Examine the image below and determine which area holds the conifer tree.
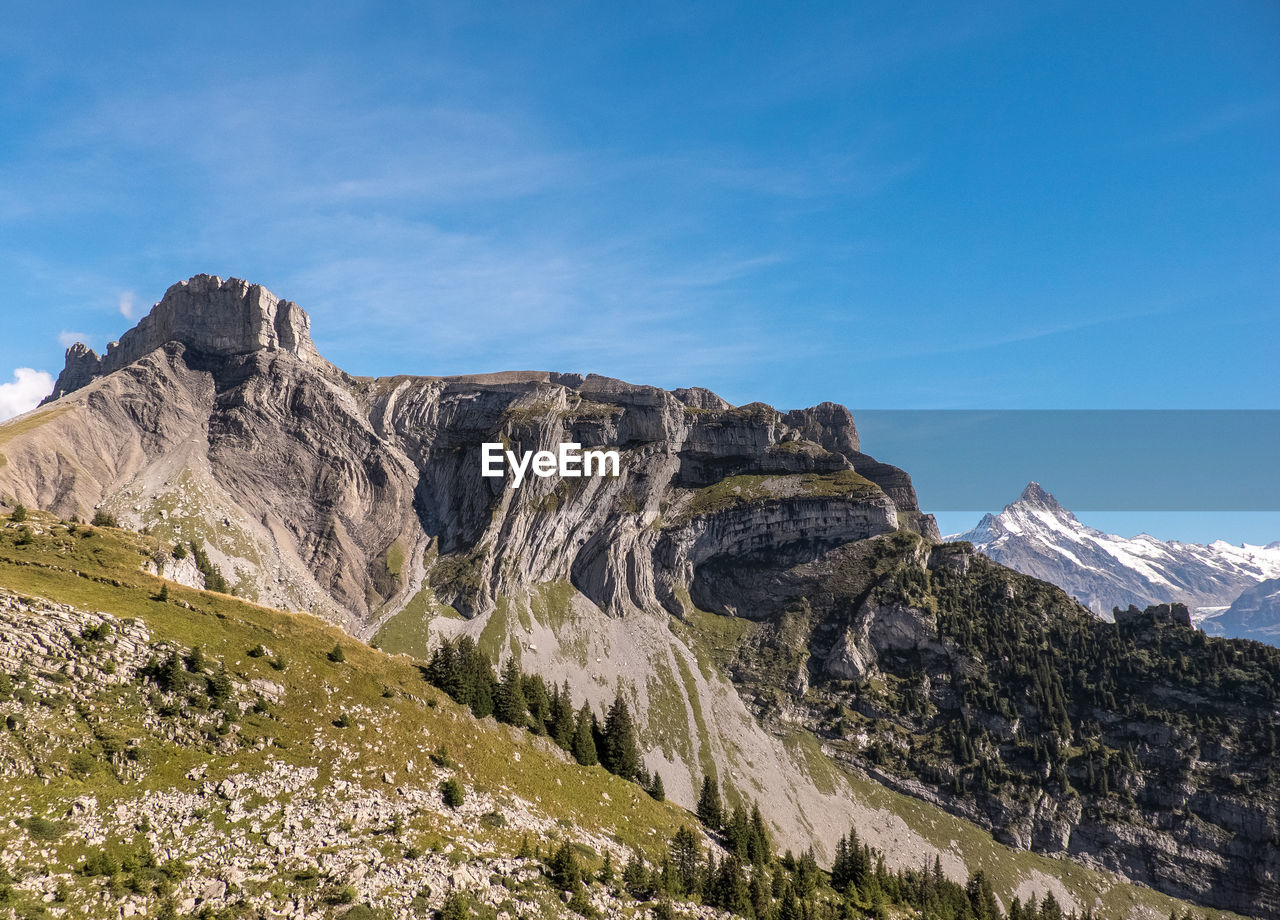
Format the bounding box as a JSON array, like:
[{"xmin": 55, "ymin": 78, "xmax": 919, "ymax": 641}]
[
  {"xmin": 795, "ymin": 849, "xmax": 819, "ymax": 898},
  {"xmin": 670, "ymin": 826, "xmax": 700, "ymax": 896},
  {"xmin": 748, "ymin": 868, "xmax": 771, "ymax": 920},
  {"xmin": 548, "ymin": 841, "xmax": 581, "ymax": 890},
  {"xmin": 623, "ymin": 851, "xmax": 651, "ymax": 900},
  {"xmin": 778, "ymin": 882, "xmax": 802, "ymax": 920},
  {"xmin": 572, "ymin": 702, "xmax": 598, "ymax": 766},
  {"xmin": 206, "ymin": 665, "xmax": 232, "ymax": 705},
  {"xmin": 696, "ymin": 774, "xmax": 723, "ymax": 830},
  {"xmin": 440, "ymin": 777, "xmax": 464, "ymax": 807},
  {"xmin": 966, "ymin": 870, "xmax": 999, "ymax": 920},
  {"xmin": 831, "ymin": 834, "xmax": 851, "ymax": 891},
  {"xmin": 726, "ymin": 804, "xmax": 750, "ymax": 858},
  {"xmin": 659, "ymin": 856, "xmax": 680, "ymax": 898},
  {"xmin": 495, "ymin": 656, "xmax": 526, "ymax": 726},
  {"xmin": 452, "ymin": 637, "xmax": 480, "ymax": 705},
  {"xmin": 648, "ymin": 771, "xmax": 665, "ymax": 801},
  {"xmin": 748, "ymin": 802, "xmax": 770, "ymax": 865},
  {"xmin": 1040, "ymin": 891, "xmax": 1064, "ymax": 920},
  {"xmin": 158, "ymin": 653, "xmax": 185, "ymax": 693},
  {"xmin": 591, "ymin": 711, "xmax": 606, "ymax": 761},
  {"xmin": 426, "ymin": 639, "xmax": 456, "ymax": 695},
  {"xmin": 523, "ymin": 672, "xmax": 550, "ymax": 734},
  {"xmin": 550, "ymin": 681, "xmax": 576, "ymax": 749},
  {"xmin": 603, "ymin": 687, "xmax": 640, "ymax": 780},
  {"xmin": 702, "ymin": 854, "xmax": 719, "ymax": 904},
  {"xmin": 470, "ymin": 664, "xmax": 495, "ymax": 719},
  {"xmin": 439, "ymin": 891, "xmax": 467, "ymax": 920},
  {"xmin": 710, "ymin": 855, "xmax": 749, "ymax": 914}
]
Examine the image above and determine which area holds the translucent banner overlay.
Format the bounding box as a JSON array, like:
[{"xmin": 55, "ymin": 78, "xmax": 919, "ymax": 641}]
[{"xmin": 852, "ymin": 410, "xmax": 1280, "ymax": 512}]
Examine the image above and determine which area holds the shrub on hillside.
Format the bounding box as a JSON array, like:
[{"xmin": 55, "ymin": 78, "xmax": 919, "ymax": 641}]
[{"xmin": 440, "ymin": 777, "xmax": 465, "ymax": 808}]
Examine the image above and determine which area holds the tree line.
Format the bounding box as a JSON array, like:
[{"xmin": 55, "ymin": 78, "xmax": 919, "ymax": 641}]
[
  {"xmin": 540, "ymin": 811, "xmax": 1104, "ymax": 920},
  {"xmin": 423, "ymin": 636, "xmax": 665, "ymax": 799}
]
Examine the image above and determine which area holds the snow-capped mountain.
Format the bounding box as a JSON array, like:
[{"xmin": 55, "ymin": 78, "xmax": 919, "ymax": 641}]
[
  {"xmin": 948, "ymin": 482, "xmax": 1280, "ymax": 620},
  {"xmin": 1204, "ymin": 577, "xmax": 1280, "ymax": 644}
]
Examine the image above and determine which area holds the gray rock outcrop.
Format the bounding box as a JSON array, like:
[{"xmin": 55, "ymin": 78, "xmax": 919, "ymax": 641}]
[
  {"xmin": 13, "ymin": 276, "xmax": 933, "ymax": 629},
  {"xmin": 42, "ymin": 274, "xmax": 320, "ymax": 406}
]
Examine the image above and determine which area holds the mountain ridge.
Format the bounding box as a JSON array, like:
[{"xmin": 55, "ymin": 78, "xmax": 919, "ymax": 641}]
[
  {"xmin": 1210, "ymin": 576, "xmax": 1280, "ymax": 643},
  {"xmin": 0, "ymin": 274, "xmax": 939, "ymax": 860},
  {"xmin": 949, "ymin": 482, "xmax": 1280, "ymax": 621}
]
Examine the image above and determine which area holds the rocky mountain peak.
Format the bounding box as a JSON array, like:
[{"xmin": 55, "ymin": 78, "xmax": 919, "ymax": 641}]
[
  {"xmin": 42, "ymin": 274, "xmax": 320, "ymax": 404},
  {"xmin": 142, "ymin": 274, "xmax": 318, "ymax": 361},
  {"xmin": 951, "ymin": 483, "xmax": 1280, "ymax": 621},
  {"xmin": 1014, "ymin": 481, "xmax": 1061, "ymax": 511}
]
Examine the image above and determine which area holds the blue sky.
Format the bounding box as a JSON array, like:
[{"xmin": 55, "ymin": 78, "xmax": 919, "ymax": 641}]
[{"xmin": 2, "ymin": 2, "xmax": 1277, "ymax": 541}]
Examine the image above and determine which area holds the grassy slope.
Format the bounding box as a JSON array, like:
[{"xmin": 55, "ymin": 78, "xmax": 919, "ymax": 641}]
[
  {"xmin": 675, "ymin": 471, "xmax": 880, "ymax": 523},
  {"xmin": 0, "ymin": 514, "xmax": 695, "ymax": 918},
  {"xmin": 0, "ymin": 514, "xmax": 1245, "ymax": 920}
]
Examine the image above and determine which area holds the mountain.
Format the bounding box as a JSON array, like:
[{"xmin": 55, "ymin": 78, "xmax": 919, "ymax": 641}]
[
  {"xmin": 949, "ymin": 482, "xmax": 1280, "ymax": 619},
  {"xmin": 8, "ymin": 274, "xmax": 939, "ymax": 628},
  {"xmin": 3, "ymin": 275, "xmax": 1279, "ymax": 918},
  {"xmin": 1207, "ymin": 576, "xmax": 1280, "ymax": 643},
  {"xmin": 0, "ymin": 274, "xmax": 942, "ymax": 853}
]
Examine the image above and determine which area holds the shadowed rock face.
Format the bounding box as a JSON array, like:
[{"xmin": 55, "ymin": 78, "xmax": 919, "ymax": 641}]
[{"xmin": 721, "ymin": 543, "xmax": 1280, "ymax": 919}]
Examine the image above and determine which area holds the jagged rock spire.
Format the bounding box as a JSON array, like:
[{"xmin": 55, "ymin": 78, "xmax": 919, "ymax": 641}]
[{"xmin": 42, "ymin": 274, "xmax": 318, "ymax": 404}]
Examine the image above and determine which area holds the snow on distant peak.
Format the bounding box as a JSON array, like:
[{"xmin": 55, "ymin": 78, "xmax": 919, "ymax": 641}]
[{"xmin": 948, "ymin": 483, "xmax": 1280, "ymax": 620}]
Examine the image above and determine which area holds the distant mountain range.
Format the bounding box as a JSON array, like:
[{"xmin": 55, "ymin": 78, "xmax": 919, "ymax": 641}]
[
  {"xmin": 1208, "ymin": 577, "xmax": 1280, "ymax": 644},
  {"xmin": 948, "ymin": 483, "xmax": 1280, "ymax": 637}
]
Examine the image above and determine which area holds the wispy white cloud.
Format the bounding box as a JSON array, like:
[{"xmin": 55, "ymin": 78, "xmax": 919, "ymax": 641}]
[
  {"xmin": 118, "ymin": 291, "xmax": 136, "ymax": 319},
  {"xmin": 0, "ymin": 368, "xmax": 54, "ymax": 421},
  {"xmin": 58, "ymin": 331, "xmax": 91, "ymax": 350}
]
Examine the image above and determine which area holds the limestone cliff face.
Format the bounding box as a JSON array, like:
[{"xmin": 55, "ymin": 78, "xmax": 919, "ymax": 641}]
[
  {"xmin": 0, "ymin": 276, "xmax": 940, "ymax": 864},
  {"xmin": 14, "ymin": 277, "xmax": 934, "ymax": 631}
]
